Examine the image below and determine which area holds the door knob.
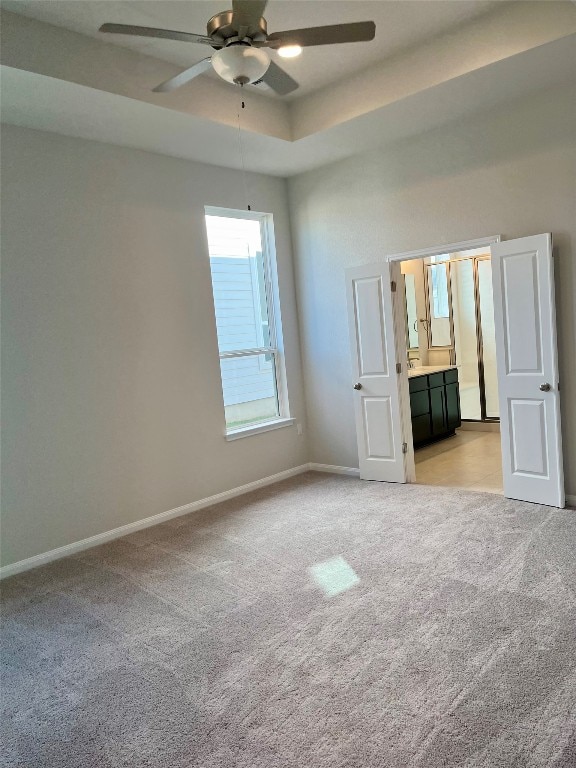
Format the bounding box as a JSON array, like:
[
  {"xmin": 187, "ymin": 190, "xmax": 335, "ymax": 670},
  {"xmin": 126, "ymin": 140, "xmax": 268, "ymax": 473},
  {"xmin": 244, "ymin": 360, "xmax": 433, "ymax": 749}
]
[
  {"xmin": 353, "ymin": 383, "xmax": 362, "ymax": 390},
  {"xmin": 539, "ymin": 383, "xmax": 551, "ymax": 392}
]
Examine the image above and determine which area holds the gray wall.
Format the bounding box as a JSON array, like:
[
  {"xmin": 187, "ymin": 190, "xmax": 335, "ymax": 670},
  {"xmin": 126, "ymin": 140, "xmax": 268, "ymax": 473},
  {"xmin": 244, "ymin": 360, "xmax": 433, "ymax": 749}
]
[
  {"xmin": 288, "ymin": 84, "xmax": 576, "ymax": 494},
  {"xmin": 1, "ymin": 126, "xmax": 308, "ymax": 567},
  {"xmin": 2, "ymin": 81, "xmax": 575, "ymax": 568}
]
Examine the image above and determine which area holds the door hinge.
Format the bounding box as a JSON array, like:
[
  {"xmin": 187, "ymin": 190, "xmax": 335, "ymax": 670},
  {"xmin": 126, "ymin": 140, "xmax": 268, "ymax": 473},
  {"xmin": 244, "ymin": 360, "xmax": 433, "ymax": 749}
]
[
  {"xmin": 402, "ymin": 442, "xmax": 408, "ymax": 454},
  {"xmin": 396, "ymin": 362, "xmax": 402, "ymax": 374},
  {"xmin": 391, "ymin": 280, "xmax": 397, "ymax": 293}
]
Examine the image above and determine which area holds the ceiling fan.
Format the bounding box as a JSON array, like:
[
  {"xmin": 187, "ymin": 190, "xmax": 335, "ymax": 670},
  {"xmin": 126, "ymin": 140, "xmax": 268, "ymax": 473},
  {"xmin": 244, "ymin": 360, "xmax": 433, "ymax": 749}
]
[{"xmin": 99, "ymin": 0, "xmax": 376, "ymax": 96}]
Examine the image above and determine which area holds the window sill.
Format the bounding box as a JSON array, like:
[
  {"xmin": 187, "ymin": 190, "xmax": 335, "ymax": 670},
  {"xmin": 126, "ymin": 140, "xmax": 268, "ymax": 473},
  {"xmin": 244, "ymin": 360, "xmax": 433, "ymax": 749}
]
[{"xmin": 225, "ymin": 418, "xmax": 295, "ymax": 441}]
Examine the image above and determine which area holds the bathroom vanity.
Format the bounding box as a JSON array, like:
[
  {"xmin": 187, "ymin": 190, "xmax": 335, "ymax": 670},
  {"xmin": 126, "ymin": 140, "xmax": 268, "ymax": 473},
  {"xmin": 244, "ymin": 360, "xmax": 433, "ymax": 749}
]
[{"xmin": 408, "ymin": 365, "xmax": 461, "ymax": 447}]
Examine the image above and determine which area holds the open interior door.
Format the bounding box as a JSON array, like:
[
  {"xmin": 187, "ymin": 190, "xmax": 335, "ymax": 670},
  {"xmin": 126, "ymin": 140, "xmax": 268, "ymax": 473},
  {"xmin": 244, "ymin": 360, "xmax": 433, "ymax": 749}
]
[
  {"xmin": 346, "ymin": 262, "xmax": 409, "ymax": 482},
  {"xmin": 491, "ymin": 234, "xmax": 565, "ymax": 507}
]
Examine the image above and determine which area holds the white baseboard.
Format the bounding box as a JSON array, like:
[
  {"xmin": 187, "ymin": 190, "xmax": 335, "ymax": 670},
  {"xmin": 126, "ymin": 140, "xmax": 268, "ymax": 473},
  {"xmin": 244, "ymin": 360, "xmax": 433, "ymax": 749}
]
[
  {"xmin": 4, "ymin": 460, "xmax": 568, "ymax": 580},
  {"xmin": 0, "ymin": 464, "xmax": 310, "ymax": 580},
  {"xmin": 309, "ymin": 463, "xmax": 360, "ymax": 477}
]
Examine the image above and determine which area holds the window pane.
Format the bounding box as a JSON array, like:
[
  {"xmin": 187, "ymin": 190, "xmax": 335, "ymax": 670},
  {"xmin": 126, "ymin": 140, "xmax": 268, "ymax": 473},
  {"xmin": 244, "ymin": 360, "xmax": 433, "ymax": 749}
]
[
  {"xmin": 427, "ymin": 264, "xmax": 451, "ymax": 346},
  {"xmin": 220, "ymin": 353, "xmax": 279, "ymax": 430},
  {"xmin": 430, "ymin": 264, "xmax": 449, "ymax": 318},
  {"xmin": 205, "ymin": 215, "xmax": 270, "ymax": 354}
]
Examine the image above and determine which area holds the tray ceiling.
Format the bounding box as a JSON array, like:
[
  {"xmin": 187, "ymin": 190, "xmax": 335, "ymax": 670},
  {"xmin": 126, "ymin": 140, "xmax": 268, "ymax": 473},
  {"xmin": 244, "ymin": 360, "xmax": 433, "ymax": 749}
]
[{"xmin": 1, "ymin": 1, "xmax": 575, "ymax": 176}]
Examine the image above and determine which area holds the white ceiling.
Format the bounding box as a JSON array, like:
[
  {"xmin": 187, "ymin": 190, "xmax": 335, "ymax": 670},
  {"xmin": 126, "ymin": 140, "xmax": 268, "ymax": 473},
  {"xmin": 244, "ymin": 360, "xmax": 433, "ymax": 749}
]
[{"xmin": 1, "ymin": 0, "xmax": 500, "ymax": 99}]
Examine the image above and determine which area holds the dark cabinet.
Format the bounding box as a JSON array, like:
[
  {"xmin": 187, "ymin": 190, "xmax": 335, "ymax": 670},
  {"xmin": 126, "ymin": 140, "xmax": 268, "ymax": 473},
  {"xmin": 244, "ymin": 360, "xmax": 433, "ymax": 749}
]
[
  {"xmin": 429, "ymin": 386, "xmax": 446, "ymax": 436},
  {"xmin": 409, "ymin": 368, "xmax": 461, "ymax": 447},
  {"xmin": 445, "ymin": 382, "xmax": 461, "ymax": 432},
  {"xmin": 412, "ymin": 414, "xmax": 432, "ymax": 444}
]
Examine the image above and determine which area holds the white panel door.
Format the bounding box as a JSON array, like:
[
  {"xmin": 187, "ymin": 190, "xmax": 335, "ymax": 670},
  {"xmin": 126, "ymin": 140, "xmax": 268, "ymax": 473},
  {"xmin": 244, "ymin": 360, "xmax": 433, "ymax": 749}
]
[
  {"xmin": 491, "ymin": 234, "xmax": 564, "ymax": 507},
  {"xmin": 346, "ymin": 262, "xmax": 406, "ymax": 482}
]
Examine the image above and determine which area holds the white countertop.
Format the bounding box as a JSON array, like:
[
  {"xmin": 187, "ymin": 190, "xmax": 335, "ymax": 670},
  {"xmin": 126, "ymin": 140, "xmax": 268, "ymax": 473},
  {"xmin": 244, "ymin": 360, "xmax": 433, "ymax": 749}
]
[{"xmin": 407, "ymin": 365, "xmax": 457, "ymax": 379}]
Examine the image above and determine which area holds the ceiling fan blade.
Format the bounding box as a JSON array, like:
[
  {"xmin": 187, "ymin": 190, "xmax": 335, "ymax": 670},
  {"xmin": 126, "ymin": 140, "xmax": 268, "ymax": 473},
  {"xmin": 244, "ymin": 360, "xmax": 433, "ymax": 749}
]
[
  {"xmin": 152, "ymin": 58, "xmax": 213, "ymax": 93},
  {"xmin": 99, "ymin": 23, "xmax": 215, "ymax": 47},
  {"xmin": 263, "ymin": 21, "xmax": 376, "ymax": 49},
  {"xmin": 259, "ymin": 60, "xmax": 298, "ymax": 96},
  {"xmin": 231, "ymin": 1, "xmax": 268, "ymax": 31}
]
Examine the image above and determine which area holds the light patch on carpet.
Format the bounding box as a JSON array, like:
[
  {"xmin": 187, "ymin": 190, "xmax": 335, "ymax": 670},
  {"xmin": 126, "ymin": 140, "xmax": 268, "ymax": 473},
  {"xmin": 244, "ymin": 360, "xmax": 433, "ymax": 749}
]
[{"xmin": 310, "ymin": 555, "xmax": 360, "ymax": 597}]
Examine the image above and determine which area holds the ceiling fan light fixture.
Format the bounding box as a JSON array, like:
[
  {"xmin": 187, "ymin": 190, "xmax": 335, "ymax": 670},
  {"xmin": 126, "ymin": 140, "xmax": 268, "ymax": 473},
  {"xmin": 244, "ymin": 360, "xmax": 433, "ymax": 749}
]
[
  {"xmin": 101, "ymin": 6, "xmax": 376, "ymax": 96},
  {"xmin": 277, "ymin": 45, "xmax": 302, "ymax": 58},
  {"xmin": 212, "ymin": 45, "xmax": 270, "ymax": 86}
]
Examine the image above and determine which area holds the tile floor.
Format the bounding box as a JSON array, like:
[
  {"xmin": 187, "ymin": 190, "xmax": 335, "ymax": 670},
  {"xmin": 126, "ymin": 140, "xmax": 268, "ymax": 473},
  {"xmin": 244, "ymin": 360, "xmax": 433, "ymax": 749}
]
[{"xmin": 414, "ymin": 428, "xmax": 503, "ymax": 493}]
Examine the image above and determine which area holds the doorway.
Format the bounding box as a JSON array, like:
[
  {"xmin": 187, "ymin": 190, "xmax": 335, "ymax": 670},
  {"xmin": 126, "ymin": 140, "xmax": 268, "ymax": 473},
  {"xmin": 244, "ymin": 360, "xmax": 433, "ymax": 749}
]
[
  {"xmin": 413, "ymin": 431, "xmax": 503, "ymax": 493},
  {"xmin": 400, "ymin": 246, "xmax": 502, "ymax": 493},
  {"xmin": 404, "ymin": 248, "xmax": 499, "ymax": 423},
  {"xmin": 345, "ymin": 233, "xmax": 565, "ymax": 508}
]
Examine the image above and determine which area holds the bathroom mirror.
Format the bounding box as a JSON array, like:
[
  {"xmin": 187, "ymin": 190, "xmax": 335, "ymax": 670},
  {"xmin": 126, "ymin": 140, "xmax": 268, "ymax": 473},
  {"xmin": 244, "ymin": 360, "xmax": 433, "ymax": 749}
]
[
  {"xmin": 404, "ymin": 274, "xmax": 419, "ymax": 350},
  {"xmin": 426, "ymin": 263, "xmax": 452, "ymax": 347}
]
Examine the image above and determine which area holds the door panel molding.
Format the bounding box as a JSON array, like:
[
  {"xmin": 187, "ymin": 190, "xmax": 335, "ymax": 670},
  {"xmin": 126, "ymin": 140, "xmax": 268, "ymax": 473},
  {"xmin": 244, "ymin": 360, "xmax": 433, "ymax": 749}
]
[
  {"xmin": 363, "ymin": 397, "xmax": 396, "ymax": 460},
  {"xmin": 509, "ymin": 399, "xmax": 548, "ymax": 477},
  {"xmin": 354, "ymin": 277, "xmax": 388, "ymax": 376},
  {"xmin": 501, "ymin": 250, "xmax": 544, "ymax": 375}
]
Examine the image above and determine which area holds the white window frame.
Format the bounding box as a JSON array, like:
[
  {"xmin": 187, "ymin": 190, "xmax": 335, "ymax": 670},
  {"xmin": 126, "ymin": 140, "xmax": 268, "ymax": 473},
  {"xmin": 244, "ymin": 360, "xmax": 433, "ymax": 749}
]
[{"xmin": 205, "ymin": 206, "xmax": 293, "ymax": 440}]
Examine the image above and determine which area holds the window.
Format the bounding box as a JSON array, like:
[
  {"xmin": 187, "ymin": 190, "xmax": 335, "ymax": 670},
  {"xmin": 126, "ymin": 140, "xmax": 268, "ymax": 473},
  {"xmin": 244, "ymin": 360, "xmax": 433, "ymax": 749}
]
[
  {"xmin": 429, "ymin": 263, "xmax": 450, "ymax": 319},
  {"xmin": 205, "ymin": 210, "xmax": 290, "ymax": 436}
]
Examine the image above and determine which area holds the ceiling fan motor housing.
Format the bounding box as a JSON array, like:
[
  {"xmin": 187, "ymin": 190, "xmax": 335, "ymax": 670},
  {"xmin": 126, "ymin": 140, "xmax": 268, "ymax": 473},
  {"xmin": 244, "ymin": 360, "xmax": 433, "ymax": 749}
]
[{"xmin": 207, "ymin": 11, "xmax": 268, "ymax": 47}]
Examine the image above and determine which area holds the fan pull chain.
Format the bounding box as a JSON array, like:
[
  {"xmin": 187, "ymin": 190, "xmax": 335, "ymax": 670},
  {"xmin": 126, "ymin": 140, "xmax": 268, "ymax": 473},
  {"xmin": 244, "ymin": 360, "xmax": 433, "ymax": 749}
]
[{"xmin": 236, "ymin": 86, "xmax": 251, "ymax": 212}]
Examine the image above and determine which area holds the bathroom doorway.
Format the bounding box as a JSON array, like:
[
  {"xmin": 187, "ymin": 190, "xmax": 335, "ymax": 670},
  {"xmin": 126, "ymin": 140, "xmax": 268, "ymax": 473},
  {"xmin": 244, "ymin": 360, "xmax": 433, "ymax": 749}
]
[
  {"xmin": 403, "ymin": 248, "xmax": 499, "ymax": 424},
  {"xmin": 401, "ymin": 246, "xmax": 502, "ymax": 493},
  {"xmin": 346, "ymin": 233, "xmax": 564, "ymax": 507}
]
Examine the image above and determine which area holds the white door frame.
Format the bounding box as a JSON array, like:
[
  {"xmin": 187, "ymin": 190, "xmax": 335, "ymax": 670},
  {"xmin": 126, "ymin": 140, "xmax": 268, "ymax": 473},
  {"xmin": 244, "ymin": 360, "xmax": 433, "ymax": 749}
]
[{"xmin": 386, "ymin": 235, "xmax": 502, "ymax": 484}]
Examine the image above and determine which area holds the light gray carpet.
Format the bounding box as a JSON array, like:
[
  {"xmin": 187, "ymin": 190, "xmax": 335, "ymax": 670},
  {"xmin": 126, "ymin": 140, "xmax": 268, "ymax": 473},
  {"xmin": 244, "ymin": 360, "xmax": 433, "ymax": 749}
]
[{"xmin": 2, "ymin": 473, "xmax": 576, "ymax": 767}]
